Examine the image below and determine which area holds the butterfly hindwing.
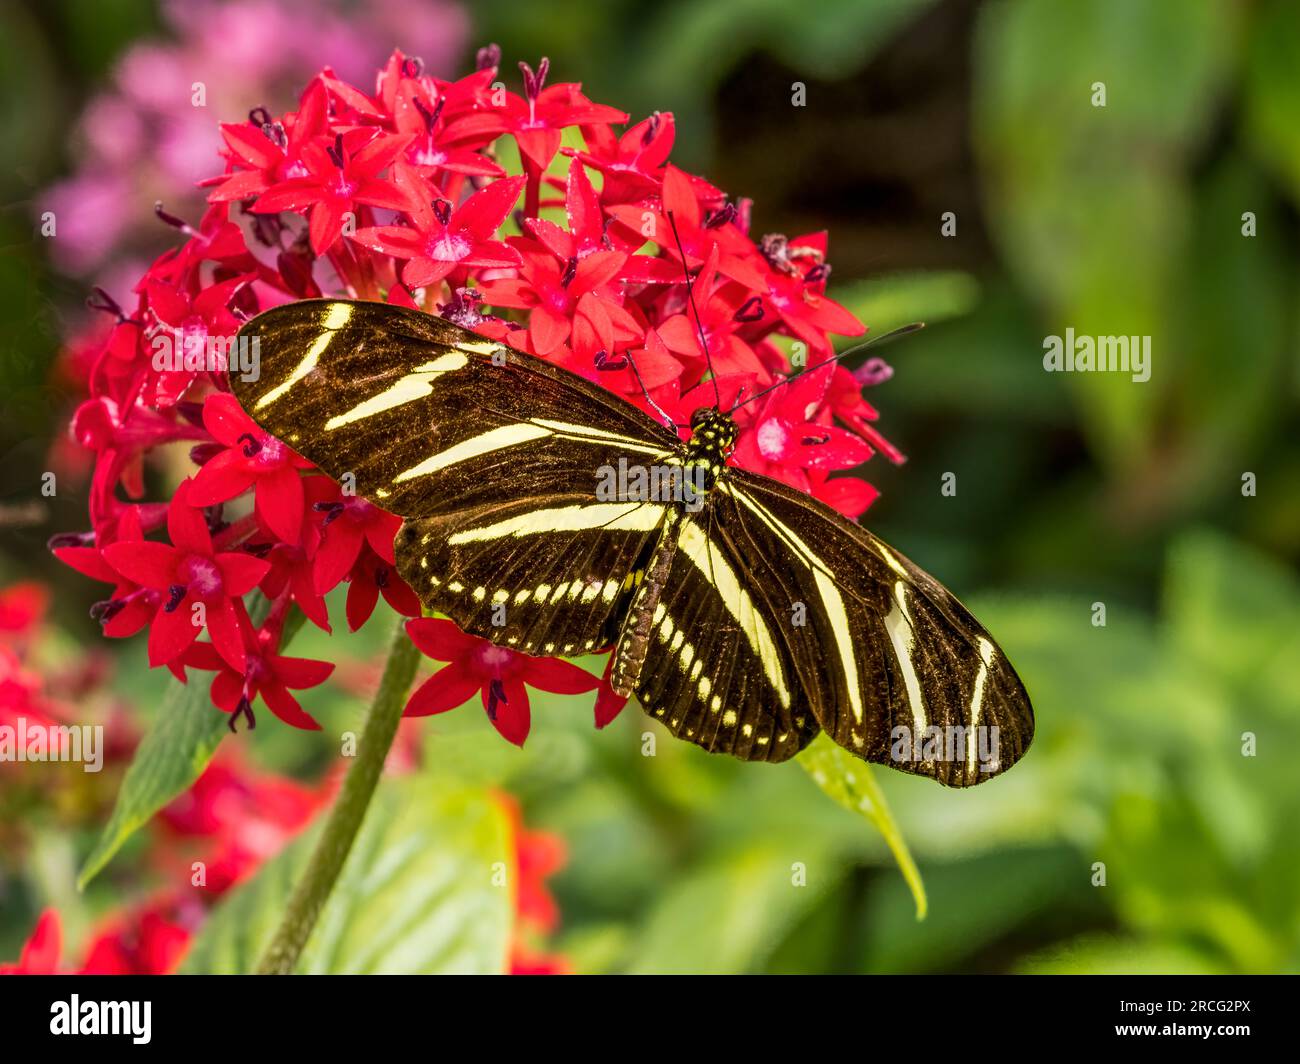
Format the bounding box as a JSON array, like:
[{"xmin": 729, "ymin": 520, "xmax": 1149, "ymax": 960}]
[
  {"xmin": 396, "ymin": 496, "xmax": 667, "ymax": 656},
  {"xmin": 630, "ymin": 507, "xmax": 821, "ymax": 763},
  {"xmin": 717, "ymin": 471, "xmax": 1033, "ymax": 786}
]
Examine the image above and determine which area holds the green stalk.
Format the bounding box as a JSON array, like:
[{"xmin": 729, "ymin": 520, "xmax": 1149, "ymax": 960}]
[{"xmin": 256, "ymin": 616, "xmax": 422, "ymax": 974}]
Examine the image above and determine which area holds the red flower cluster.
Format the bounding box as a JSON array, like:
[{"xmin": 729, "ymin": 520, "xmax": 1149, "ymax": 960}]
[
  {"xmin": 70, "ymin": 743, "xmax": 324, "ymax": 975},
  {"xmin": 2, "ymin": 726, "xmax": 566, "ymax": 974},
  {"xmin": 54, "ymin": 47, "xmax": 900, "ymax": 740},
  {"xmin": 0, "ymin": 582, "xmax": 137, "ymax": 807},
  {"xmin": 498, "ymin": 793, "xmax": 570, "ymax": 975},
  {"xmin": 1, "ymin": 578, "xmax": 568, "ymax": 974},
  {"xmin": 0, "ymin": 750, "xmax": 323, "ymax": 975}
]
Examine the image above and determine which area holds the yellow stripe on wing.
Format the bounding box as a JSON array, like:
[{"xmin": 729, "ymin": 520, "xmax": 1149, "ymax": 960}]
[
  {"xmin": 723, "ymin": 483, "xmax": 863, "ymax": 728},
  {"xmin": 447, "ymin": 502, "xmax": 666, "ymax": 544},
  {"xmin": 253, "ymin": 301, "xmax": 353, "ymax": 411},
  {"xmin": 324, "ymin": 352, "xmax": 470, "ymax": 429},
  {"xmin": 675, "ymin": 517, "xmax": 790, "ymax": 710}
]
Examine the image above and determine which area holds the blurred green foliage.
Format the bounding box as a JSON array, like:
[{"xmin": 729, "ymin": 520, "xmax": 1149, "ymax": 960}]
[
  {"xmin": 3, "ymin": 0, "xmax": 1298, "ymax": 973},
  {"xmin": 182, "ymin": 778, "xmax": 514, "ymax": 974}
]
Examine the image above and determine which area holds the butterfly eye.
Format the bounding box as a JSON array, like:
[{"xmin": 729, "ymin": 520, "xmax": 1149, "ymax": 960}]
[{"xmin": 690, "ymin": 407, "xmax": 711, "ymax": 431}]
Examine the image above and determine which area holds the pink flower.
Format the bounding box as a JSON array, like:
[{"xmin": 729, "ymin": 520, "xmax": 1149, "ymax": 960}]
[{"xmin": 404, "ymin": 619, "xmax": 601, "ymax": 746}]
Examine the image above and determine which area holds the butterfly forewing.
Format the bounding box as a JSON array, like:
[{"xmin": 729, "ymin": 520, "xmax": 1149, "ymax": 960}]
[
  {"xmin": 233, "ymin": 298, "xmax": 680, "ymax": 652},
  {"xmin": 232, "ymin": 299, "xmax": 679, "ymax": 519}
]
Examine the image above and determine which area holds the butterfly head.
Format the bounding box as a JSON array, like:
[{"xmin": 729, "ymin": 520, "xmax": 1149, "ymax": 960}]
[{"xmin": 686, "ymin": 406, "xmax": 738, "ymax": 468}]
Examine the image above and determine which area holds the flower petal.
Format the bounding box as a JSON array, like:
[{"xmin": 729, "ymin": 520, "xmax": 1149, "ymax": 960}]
[
  {"xmin": 403, "ymin": 662, "xmax": 480, "ymax": 718},
  {"xmin": 523, "ymin": 656, "xmax": 602, "ymax": 695},
  {"xmin": 405, "ymin": 617, "xmax": 479, "ymax": 661},
  {"xmin": 345, "ymin": 574, "xmax": 379, "ymax": 632},
  {"xmin": 484, "ymin": 676, "xmax": 531, "ymax": 746},
  {"xmin": 148, "ymin": 601, "xmax": 201, "ymax": 668},
  {"xmin": 272, "ymin": 656, "xmax": 335, "ymax": 689},
  {"xmin": 216, "ymin": 552, "xmax": 272, "ymax": 597},
  {"xmin": 189, "ymin": 450, "xmax": 257, "ymax": 506},
  {"xmin": 260, "ymin": 681, "xmax": 322, "ymax": 730},
  {"xmin": 254, "ymin": 465, "xmax": 304, "ymax": 544},
  {"xmin": 206, "ymin": 596, "xmax": 247, "ymax": 674},
  {"xmin": 313, "ymin": 522, "xmax": 364, "ymax": 594},
  {"xmin": 453, "ymin": 175, "xmax": 526, "ymax": 240},
  {"xmin": 168, "ymin": 482, "xmax": 214, "ymax": 555},
  {"xmin": 102, "ymin": 541, "xmax": 179, "ymax": 589}
]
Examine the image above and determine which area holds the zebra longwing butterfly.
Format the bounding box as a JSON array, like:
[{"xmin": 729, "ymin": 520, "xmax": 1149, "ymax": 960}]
[{"xmin": 230, "ymin": 297, "xmax": 1033, "ymax": 786}]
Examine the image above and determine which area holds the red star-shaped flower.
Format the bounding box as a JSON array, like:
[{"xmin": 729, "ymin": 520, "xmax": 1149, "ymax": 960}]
[
  {"xmin": 403, "ymin": 619, "xmax": 600, "ymax": 746},
  {"xmin": 444, "ymin": 59, "xmax": 626, "ymax": 175},
  {"xmin": 173, "ymin": 632, "xmax": 333, "ymax": 732},
  {"xmin": 252, "ymin": 128, "xmax": 413, "ymax": 255},
  {"xmin": 55, "ymin": 506, "xmax": 161, "ymax": 638},
  {"xmin": 188, "ymin": 392, "xmax": 313, "ymax": 544},
  {"xmin": 478, "ymin": 239, "xmax": 631, "ymax": 357},
  {"xmin": 207, "ymin": 79, "xmax": 331, "ymax": 205},
  {"xmin": 351, "ymin": 164, "xmax": 525, "ymax": 289},
  {"xmin": 309, "ymin": 480, "xmax": 404, "ymax": 596},
  {"xmin": 731, "ymin": 365, "xmax": 874, "ymax": 504},
  {"xmin": 344, "ymin": 547, "xmax": 421, "ymax": 632},
  {"xmin": 102, "ymin": 480, "xmax": 270, "ymax": 673}
]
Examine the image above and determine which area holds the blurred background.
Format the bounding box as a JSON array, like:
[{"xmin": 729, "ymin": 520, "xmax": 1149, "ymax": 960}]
[{"xmin": 1, "ymin": 0, "xmax": 1297, "ymax": 974}]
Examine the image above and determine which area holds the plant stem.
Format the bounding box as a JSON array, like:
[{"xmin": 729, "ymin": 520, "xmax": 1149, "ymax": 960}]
[{"xmin": 255, "ymin": 616, "xmax": 421, "ymax": 974}]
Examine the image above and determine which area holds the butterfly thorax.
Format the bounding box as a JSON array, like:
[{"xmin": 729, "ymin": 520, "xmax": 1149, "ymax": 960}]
[
  {"xmin": 609, "ymin": 408, "xmax": 735, "ymax": 698},
  {"xmin": 682, "ymin": 407, "xmax": 738, "ymax": 494}
]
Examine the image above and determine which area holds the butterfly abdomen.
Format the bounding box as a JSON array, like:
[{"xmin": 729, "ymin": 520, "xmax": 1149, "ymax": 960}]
[{"xmin": 610, "ymin": 509, "xmax": 681, "ymax": 697}]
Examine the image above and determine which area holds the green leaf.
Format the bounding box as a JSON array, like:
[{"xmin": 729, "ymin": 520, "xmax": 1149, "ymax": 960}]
[
  {"xmin": 77, "ymin": 670, "xmax": 231, "ymax": 889},
  {"xmin": 834, "ymin": 270, "xmax": 981, "ymax": 335},
  {"xmin": 796, "ymin": 734, "xmax": 927, "ymax": 918},
  {"xmin": 973, "ymin": 0, "xmax": 1240, "ymax": 470},
  {"xmin": 78, "ymin": 593, "xmax": 275, "ymax": 889},
  {"xmin": 1016, "ymin": 934, "xmax": 1220, "ymax": 975},
  {"xmin": 181, "ymin": 778, "xmax": 514, "ymax": 974},
  {"xmin": 1164, "ymin": 528, "xmax": 1300, "ymax": 693},
  {"xmin": 628, "ymin": 840, "xmax": 843, "ymax": 974},
  {"xmin": 1243, "ymin": 0, "xmax": 1300, "ymax": 208}
]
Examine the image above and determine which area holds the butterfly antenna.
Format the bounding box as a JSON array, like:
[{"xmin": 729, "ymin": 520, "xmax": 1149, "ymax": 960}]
[
  {"xmin": 726, "ymin": 321, "xmax": 925, "ymax": 415},
  {"xmin": 666, "ymin": 209, "xmax": 721, "ymax": 410},
  {"xmin": 623, "ymin": 347, "xmax": 680, "ymax": 431}
]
